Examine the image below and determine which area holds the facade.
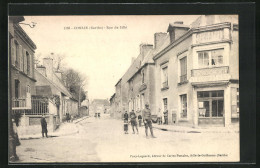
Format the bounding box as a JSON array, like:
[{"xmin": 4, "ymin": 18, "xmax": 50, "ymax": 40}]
[
  {"xmin": 35, "ymin": 58, "xmax": 79, "ymax": 122},
  {"xmin": 9, "ymin": 16, "xmax": 37, "ymax": 112},
  {"xmin": 126, "ymin": 44, "xmax": 155, "ymax": 117},
  {"xmin": 109, "ymin": 93, "xmax": 116, "ymax": 118},
  {"xmin": 114, "ymin": 79, "xmax": 123, "ymax": 119},
  {"xmin": 153, "ymin": 15, "xmax": 239, "ymax": 127},
  {"xmin": 113, "ymin": 15, "xmax": 239, "ymax": 128}
]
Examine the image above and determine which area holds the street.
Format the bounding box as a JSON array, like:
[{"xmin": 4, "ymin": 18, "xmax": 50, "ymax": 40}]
[{"xmin": 16, "ymin": 115, "xmax": 239, "ymax": 162}]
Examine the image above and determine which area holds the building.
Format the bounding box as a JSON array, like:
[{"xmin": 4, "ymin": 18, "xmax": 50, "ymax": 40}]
[
  {"xmin": 89, "ymin": 99, "xmax": 110, "ymax": 117},
  {"xmin": 126, "ymin": 44, "xmax": 155, "ymax": 117},
  {"xmin": 153, "ymin": 15, "xmax": 239, "ymax": 127},
  {"xmin": 9, "ymin": 16, "xmax": 37, "ymax": 113},
  {"xmin": 35, "ymin": 57, "xmax": 79, "ymax": 122},
  {"xmin": 109, "ymin": 93, "xmax": 116, "ymax": 118}
]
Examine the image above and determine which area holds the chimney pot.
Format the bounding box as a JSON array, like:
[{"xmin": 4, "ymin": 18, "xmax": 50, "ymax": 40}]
[{"xmin": 174, "ymin": 21, "xmax": 183, "ymax": 24}]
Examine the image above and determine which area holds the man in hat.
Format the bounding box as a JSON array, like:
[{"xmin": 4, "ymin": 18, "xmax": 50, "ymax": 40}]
[
  {"xmin": 142, "ymin": 103, "xmax": 156, "ymax": 138},
  {"xmin": 129, "ymin": 110, "xmax": 138, "ymax": 134},
  {"xmin": 41, "ymin": 115, "xmax": 48, "ymax": 138}
]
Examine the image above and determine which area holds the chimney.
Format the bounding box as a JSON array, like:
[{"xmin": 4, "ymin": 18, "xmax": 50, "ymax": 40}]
[
  {"xmin": 55, "ymin": 71, "xmax": 62, "ymax": 80},
  {"xmin": 167, "ymin": 21, "xmax": 190, "ymax": 43},
  {"xmin": 131, "ymin": 57, "xmax": 135, "ymax": 64},
  {"xmin": 140, "ymin": 44, "xmax": 153, "ymax": 60},
  {"xmin": 43, "ymin": 58, "xmax": 54, "ymax": 81},
  {"xmin": 36, "ymin": 65, "xmax": 47, "ymax": 77},
  {"xmin": 154, "ymin": 32, "xmax": 167, "ymax": 49}
]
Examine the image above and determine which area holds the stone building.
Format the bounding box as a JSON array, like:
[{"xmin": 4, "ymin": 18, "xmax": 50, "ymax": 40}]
[
  {"xmin": 89, "ymin": 99, "xmax": 110, "ymax": 117},
  {"xmin": 153, "ymin": 15, "xmax": 239, "ymax": 127},
  {"xmin": 9, "ymin": 16, "xmax": 36, "ymax": 112},
  {"xmin": 109, "ymin": 93, "xmax": 116, "ymax": 118}
]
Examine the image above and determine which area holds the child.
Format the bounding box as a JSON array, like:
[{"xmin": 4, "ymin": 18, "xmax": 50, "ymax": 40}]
[{"xmin": 124, "ymin": 119, "xmax": 128, "ymax": 134}]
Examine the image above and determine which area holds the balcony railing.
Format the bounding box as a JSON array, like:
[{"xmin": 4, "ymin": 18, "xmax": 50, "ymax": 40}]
[
  {"xmin": 191, "ymin": 66, "xmax": 229, "ymax": 77},
  {"xmin": 12, "ymin": 98, "xmax": 27, "ymax": 109}
]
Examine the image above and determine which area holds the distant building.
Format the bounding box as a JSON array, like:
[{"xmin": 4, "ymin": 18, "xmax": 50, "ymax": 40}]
[
  {"xmin": 89, "ymin": 99, "xmax": 110, "ymax": 117},
  {"xmin": 109, "ymin": 93, "xmax": 116, "ymax": 118}
]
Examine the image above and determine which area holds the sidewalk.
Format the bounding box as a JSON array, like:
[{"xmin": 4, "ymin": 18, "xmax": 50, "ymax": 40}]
[
  {"xmin": 19, "ymin": 116, "xmax": 89, "ymax": 140},
  {"xmin": 153, "ymin": 123, "xmax": 239, "ymax": 133}
]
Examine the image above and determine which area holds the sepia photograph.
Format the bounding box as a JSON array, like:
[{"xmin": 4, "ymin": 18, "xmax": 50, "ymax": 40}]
[{"xmin": 8, "ymin": 14, "xmax": 240, "ymax": 163}]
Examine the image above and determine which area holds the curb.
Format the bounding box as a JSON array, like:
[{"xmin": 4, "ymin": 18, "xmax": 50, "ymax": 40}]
[
  {"xmin": 153, "ymin": 125, "xmax": 239, "ymax": 134},
  {"xmin": 19, "ymin": 116, "xmax": 89, "ymax": 140}
]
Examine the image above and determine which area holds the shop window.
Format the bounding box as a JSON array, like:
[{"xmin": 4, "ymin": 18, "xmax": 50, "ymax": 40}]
[
  {"xmin": 180, "ymin": 94, "xmax": 187, "ymax": 118},
  {"xmin": 198, "ymin": 48, "xmax": 224, "ymax": 68},
  {"xmin": 212, "ymin": 100, "xmax": 224, "ymax": 117}
]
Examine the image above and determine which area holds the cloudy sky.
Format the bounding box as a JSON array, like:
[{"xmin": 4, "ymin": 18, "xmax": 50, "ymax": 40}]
[{"xmin": 21, "ymin": 15, "xmax": 199, "ymax": 100}]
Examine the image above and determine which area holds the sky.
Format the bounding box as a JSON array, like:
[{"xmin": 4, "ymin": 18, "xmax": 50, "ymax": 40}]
[{"xmin": 20, "ymin": 15, "xmax": 200, "ymax": 100}]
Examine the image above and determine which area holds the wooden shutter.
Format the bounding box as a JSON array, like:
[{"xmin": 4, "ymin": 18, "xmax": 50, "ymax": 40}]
[
  {"xmin": 10, "ymin": 38, "xmax": 16, "ymax": 66},
  {"xmin": 30, "ymin": 54, "xmax": 33, "ymax": 77},
  {"xmin": 19, "ymin": 45, "xmax": 23, "ymax": 71},
  {"xmin": 23, "ymin": 49, "xmax": 27, "ymax": 74}
]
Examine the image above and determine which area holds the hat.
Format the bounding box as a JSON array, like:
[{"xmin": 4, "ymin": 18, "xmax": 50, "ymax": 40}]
[{"xmin": 145, "ymin": 102, "xmax": 149, "ymax": 106}]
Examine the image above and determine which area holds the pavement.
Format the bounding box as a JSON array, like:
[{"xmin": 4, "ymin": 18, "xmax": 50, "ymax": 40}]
[
  {"xmin": 152, "ymin": 122, "xmax": 239, "ymax": 134},
  {"xmin": 16, "ymin": 115, "xmax": 240, "ymax": 162},
  {"xmin": 19, "ymin": 116, "xmax": 89, "ymax": 140}
]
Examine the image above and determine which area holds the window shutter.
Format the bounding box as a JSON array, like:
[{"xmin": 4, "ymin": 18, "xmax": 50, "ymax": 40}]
[
  {"xmin": 11, "ymin": 39, "xmax": 16, "ymax": 66},
  {"xmin": 19, "ymin": 45, "xmax": 23, "ymax": 71},
  {"xmin": 30, "ymin": 54, "xmax": 33, "ymax": 77},
  {"xmin": 23, "ymin": 49, "xmax": 27, "ymax": 74},
  {"xmin": 17, "ymin": 44, "xmax": 22, "ymax": 69}
]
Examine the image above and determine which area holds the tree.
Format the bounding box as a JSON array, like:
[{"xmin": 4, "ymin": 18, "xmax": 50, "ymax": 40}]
[{"xmin": 62, "ymin": 68, "xmax": 88, "ymax": 107}]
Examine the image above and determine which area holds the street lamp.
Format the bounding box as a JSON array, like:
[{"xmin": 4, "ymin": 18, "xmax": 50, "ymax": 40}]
[{"xmin": 19, "ymin": 22, "xmax": 37, "ymax": 28}]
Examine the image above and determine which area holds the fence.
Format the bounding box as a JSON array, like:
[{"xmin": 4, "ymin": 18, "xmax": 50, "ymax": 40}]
[{"xmin": 12, "ymin": 98, "xmax": 27, "ymax": 109}]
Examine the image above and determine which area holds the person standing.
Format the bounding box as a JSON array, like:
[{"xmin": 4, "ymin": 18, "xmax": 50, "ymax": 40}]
[
  {"xmin": 123, "ymin": 111, "xmax": 129, "ymax": 134},
  {"xmin": 142, "ymin": 103, "xmax": 156, "ymax": 138},
  {"xmin": 41, "ymin": 115, "xmax": 48, "ymax": 138},
  {"xmin": 158, "ymin": 108, "xmax": 162, "ymax": 125},
  {"xmin": 129, "ymin": 110, "xmax": 138, "ymax": 134},
  {"xmin": 138, "ymin": 114, "xmax": 142, "ymax": 127},
  {"xmin": 163, "ymin": 110, "xmax": 168, "ymax": 125}
]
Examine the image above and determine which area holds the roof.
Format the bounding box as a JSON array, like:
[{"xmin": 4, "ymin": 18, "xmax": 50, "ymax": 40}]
[
  {"xmin": 167, "ymin": 23, "xmax": 190, "ymax": 32},
  {"xmin": 36, "ymin": 86, "xmax": 52, "ymax": 97},
  {"xmin": 35, "ymin": 68, "xmax": 72, "ymax": 97},
  {"xmin": 14, "ymin": 23, "xmax": 37, "ymax": 50},
  {"xmin": 115, "ymin": 78, "xmax": 122, "ymax": 86},
  {"xmin": 91, "ymin": 99, "xmax": 110, "ymax": 106}
]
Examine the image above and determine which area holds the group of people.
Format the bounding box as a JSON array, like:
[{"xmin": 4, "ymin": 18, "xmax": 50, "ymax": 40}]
[
  {"xmin": 66, "ymin": 113, "xmax": 73, "ymax": 122},
  {"xmin": 157, "ymin": 109, "xmax": 168, "ymax": 125},
  {"xmin": 123, "ymin": 103, "xmax": 156, "ymax": 138}
]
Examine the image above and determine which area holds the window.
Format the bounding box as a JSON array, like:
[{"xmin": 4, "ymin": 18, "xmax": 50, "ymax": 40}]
[
  {"xmin": 163, "ymin": 98, "xmax": 167, "ymax": 111},
  {"xmin": 14, "ymin": 80, "xmax": 20, "ymax": 98},
  {"xmin": 180, "ymin": 57, "xmax": 187, "ymax": 83},
  {"xmin": 15, "ymin": 41, "xmax": 19, "ymax": 67},
  {"xmin": 162, "ymin": 67, "xmax": 168, "ymax": 88},
  {"xmin": 180, "ymin": 94, "xmax": 187, "ymax": 118},
  {"xmin": 198, "ymin": 48, "xmax": 224, "ymax": 68}
]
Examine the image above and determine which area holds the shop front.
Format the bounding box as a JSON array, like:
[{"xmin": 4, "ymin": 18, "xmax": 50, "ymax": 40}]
[{"xmin": 197, "ymin": 90, "xmax": 225, "ymax": 126}]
